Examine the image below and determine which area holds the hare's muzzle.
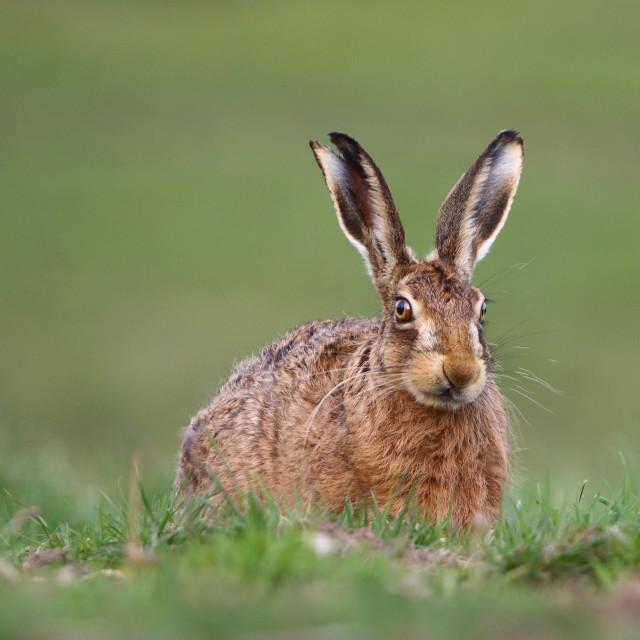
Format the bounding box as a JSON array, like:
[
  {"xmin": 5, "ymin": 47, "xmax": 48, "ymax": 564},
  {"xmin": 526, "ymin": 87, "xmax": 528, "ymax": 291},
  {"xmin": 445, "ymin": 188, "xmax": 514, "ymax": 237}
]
[
  {"xmin": 405, "ymin": 350, "xmax": 487, "ymax": 411},
  {"xmin": 442, "ymin": 358, "xmax": 481, "ymax": 390},
  {"xmin": 429, "ymin": 356, "xmax": 486, "ymax": 409}
]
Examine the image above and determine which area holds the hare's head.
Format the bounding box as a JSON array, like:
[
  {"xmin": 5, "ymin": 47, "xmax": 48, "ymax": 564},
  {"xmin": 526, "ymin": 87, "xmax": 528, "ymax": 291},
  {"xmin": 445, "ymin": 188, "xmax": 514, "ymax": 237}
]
[{"xmin": 310, "ymin": 130, "xmax": 523, "ymax": 410}]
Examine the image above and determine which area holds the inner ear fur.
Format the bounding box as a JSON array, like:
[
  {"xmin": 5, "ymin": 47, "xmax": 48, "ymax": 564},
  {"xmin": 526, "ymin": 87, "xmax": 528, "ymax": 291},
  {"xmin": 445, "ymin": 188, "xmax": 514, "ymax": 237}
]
[
  {"xmin": 310, "ymin": 132, "xmax": 413, "ymax": 298},
  {"xmin": 435, "ymin": 130, "xmax": 524, "ymax": 277}
]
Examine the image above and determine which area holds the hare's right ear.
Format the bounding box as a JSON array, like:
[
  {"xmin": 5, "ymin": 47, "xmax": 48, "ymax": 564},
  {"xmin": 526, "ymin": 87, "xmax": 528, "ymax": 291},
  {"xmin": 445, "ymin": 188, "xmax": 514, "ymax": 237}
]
[
  {"xmin": 435, "ymin": 130, "xmax": 524, "ymax": 279},
  {"xmin": 310, "ymin": 133, "xmax": 413, "ymax": 298}
]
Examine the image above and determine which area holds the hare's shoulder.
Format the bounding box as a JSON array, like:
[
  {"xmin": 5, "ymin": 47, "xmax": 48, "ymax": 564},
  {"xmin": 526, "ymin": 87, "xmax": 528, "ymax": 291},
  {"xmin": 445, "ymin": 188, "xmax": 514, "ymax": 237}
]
[{"xmin": 227, "ymin": 317, "xmax": 379, "ymax": 388}]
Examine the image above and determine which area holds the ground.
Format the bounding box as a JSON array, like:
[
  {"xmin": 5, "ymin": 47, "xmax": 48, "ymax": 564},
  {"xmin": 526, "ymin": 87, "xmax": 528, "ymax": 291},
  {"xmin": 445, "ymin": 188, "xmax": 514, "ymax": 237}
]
[{"xmin": 2, "ymin": 473, "xmax": 640, "ymax": 639}]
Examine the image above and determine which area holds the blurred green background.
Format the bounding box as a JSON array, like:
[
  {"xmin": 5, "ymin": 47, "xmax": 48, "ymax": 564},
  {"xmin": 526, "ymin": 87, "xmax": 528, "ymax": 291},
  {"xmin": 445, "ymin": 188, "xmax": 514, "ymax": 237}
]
[{"xmin": 1, "ymin": 0, "xmax": 638, "ymax": 512}]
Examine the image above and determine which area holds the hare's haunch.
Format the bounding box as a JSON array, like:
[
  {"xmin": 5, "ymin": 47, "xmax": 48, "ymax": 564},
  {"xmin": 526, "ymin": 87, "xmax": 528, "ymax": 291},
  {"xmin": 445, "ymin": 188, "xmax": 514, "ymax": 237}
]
[{"xmin": 177, "ymin": 130, "xmax": 524, "ymax": 527}]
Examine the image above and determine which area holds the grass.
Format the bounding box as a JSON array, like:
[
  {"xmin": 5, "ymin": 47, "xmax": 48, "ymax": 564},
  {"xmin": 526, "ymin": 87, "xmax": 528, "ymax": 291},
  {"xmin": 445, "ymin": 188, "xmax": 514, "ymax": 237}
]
[{"xmin": 2, "ymin": 471, "xmax": 640, "ymax": 639}]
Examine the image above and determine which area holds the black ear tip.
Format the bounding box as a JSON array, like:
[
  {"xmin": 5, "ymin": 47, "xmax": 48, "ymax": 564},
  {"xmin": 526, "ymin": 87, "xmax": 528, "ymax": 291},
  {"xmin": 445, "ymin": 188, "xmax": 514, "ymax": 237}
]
[
  {"xmin": 328, "ymin": 131, "xmax": 360, "ymax": 150},
  {"xmin": 495, "ymin": 129, "xmax": 523, "ymax": 146}
]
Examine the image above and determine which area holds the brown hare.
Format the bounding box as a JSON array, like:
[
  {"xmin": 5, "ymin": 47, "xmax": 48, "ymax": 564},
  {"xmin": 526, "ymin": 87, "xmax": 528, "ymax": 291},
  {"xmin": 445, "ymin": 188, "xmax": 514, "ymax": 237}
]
[{"xmin": 176, "ymin": 130, "xmax": 524, "ymax": 527}]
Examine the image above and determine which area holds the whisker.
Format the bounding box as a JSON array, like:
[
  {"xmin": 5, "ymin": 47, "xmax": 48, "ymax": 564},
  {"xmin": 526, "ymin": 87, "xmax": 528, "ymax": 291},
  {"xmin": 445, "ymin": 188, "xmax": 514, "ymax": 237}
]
[
  {"xmin": 489, "ymin": 328, "xmax": 548, "ymax": 353},
  {"xmin": 508, "ymin": 386, "xmax": 552, "ymax": 414},
  {"xmin": 350, "ymin": 376, "xmax": 406, "ymax": 408},
  {"xmin": 502, "ymin": 394, "xmax": 529, "ymax": 426},
  {"xmin": 493, "ymin": 372, "xmax": 521, "ymax": 384},
  {"xmin": 301, "ymin": 376, "xmax": 357, "ymax": 451},
  {"xmin": 300, "ymin": 374, "xmax": 407, "ymax": 471},
  {"xmin": 491, "ymin": 352, "xmax": 555, "ymax": 366},
  {"xmin": 515, "ymin": 367, "xmax": 562, "ymax": 395},
  {"xmin": 489, "ymin": 319, "xmax": 535, "ymax": 345},
  {"xmin": 476, "ymin": 258, "xmax": 535, "ymax": 290},
  {"xmin": 300, "ymin": 370, "xmax": 407, "ymax": 455}
]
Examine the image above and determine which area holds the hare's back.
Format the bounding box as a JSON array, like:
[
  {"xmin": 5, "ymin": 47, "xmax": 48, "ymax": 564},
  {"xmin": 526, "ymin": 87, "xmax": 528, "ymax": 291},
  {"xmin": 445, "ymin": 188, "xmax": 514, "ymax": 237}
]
[
  {"xmin": 177, "ymin": 317, "xmax": 378, "ymax": 493},
  {"xmin": 228, "ymin": 317, "xmax": 377, "ymax": 390}
]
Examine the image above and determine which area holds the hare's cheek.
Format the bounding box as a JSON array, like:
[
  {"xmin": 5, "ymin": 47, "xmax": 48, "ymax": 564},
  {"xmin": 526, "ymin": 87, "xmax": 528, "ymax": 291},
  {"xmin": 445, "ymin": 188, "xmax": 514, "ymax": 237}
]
[
  {"xmin": 468, "ymin": 323, "xmax": 484, "ymax": 359},
  {"xmin": 460, "ymin": 364, "xmax": 487, "ymax": 403},
  {"xmin": 383, "ymin": 327, "xmax": 418, "ymax": 366},
  {"xmin": 405, "ymin": 351, "xmax": 443, "ymax": 389},
  {"xmin": 418, "ymin": 319, "xmax": 438, "ymax": 351}
]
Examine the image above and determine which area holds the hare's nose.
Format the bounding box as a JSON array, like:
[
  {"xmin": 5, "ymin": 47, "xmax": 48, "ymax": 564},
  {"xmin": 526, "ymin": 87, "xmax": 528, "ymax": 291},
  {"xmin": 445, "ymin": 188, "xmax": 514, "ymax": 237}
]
[{"xmin": 443, "ymin": 359, "xmax": 480, "ymax": 389}]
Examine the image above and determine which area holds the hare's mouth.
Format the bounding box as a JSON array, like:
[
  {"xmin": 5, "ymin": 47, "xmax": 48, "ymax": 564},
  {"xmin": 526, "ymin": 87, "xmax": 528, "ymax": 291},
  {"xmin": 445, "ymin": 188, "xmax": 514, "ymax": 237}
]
[
  {"xmin": 428, "ymin": 388, "xmax": 466, "ymax": 411},
  {"xmin": 408, "ymin": 384, "xmax": 483, "ymax": 412},
  {"xmin": 434, "ymin": 389, "xmax": 458, "ymax": 403},
  {"xmin": 407, "ymin": 386, "xmax": 465, "ymax": 411}
]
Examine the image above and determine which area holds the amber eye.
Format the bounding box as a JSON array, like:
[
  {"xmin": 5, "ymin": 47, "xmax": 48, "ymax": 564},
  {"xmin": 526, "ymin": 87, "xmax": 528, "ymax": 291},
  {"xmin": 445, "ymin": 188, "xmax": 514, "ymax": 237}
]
[
  {"xmin": 479, "ymin": 300, "xmax": 487, "ymax": 323},
  {"xmin": 394, "ymin": 297, "xmax": 413, "ymax": 323}
]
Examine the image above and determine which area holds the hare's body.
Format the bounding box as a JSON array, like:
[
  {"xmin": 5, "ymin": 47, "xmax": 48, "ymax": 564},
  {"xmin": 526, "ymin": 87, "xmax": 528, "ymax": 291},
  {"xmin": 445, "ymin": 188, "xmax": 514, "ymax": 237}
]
[
  {"xmin": 177, "ymin": 130, "xmax": 524, "ymax": 527},
  {"xmin": 178, "ymin": 315, "xmax": 508, "ymax": 524}
]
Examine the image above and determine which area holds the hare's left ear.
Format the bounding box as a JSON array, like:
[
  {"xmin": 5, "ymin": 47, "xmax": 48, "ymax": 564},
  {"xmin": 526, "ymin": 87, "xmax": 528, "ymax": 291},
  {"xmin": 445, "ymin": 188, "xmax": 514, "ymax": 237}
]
[
  {"xmin": 435, "ymin": 130, "xmax": 524, "ymax": 279},
  {"xmin": 310, "ymin": 133, "xmax": 413, "ymax": 299}
]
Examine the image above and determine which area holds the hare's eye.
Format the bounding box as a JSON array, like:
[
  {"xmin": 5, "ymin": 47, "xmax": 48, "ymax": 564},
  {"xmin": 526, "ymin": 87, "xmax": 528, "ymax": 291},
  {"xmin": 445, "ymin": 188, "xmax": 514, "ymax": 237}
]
[
  {"xmin": 394, "ymin": 297, "xmax": 413, "ymax": 323},
  {"xmin": 479, "ymin": 300, "xmax": 487, "ymax": 323}
]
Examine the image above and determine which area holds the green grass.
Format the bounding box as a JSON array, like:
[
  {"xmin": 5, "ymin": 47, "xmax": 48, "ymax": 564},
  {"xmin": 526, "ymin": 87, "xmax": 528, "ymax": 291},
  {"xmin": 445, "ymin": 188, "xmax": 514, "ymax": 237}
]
[{"xmin": 2, "ymin": 474, "xmax": 640, "ymax": 639}]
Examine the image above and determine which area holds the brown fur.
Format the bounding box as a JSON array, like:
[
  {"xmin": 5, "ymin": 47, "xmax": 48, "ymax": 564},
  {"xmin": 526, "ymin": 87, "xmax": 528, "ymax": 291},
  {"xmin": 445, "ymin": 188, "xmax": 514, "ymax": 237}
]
[{"xmin": 176, "ymin": 130, "xmax": 524, "ymax": 527}]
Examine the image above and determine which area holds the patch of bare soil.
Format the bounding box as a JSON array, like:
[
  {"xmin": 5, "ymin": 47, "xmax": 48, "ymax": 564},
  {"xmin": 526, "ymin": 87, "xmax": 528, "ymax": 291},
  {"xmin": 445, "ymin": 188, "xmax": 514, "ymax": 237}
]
[
  {"xmin": 307, "ymin": 521, "xmax": 465, "ymax": 569},
  {"xmin": 22, "ymin": 548, "xmax": 67, "ymax": 571}
]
